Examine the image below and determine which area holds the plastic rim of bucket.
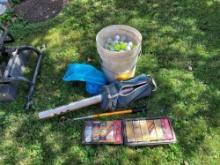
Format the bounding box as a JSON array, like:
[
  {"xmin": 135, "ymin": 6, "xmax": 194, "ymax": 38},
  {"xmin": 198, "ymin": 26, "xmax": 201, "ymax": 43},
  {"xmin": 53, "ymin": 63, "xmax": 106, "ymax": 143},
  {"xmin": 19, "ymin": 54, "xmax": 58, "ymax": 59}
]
[{"xmin": 96, "ymin": 25, "xmax": 142, "ymax": 57}]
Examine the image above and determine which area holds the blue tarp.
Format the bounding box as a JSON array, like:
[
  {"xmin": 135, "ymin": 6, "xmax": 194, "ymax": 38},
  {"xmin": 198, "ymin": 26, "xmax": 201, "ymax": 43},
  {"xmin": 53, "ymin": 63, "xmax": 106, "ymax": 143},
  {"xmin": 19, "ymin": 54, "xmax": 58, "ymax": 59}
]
[{"xmin": 63, "ymin": 63, "xmax": 107, "ymax": 95}]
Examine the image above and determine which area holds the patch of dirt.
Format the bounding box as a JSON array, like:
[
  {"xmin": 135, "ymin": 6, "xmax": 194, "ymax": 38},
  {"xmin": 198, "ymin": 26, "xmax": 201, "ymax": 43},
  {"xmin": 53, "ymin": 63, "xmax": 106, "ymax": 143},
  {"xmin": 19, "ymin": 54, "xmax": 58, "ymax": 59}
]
[{"xmin": 14, "ymin": 0, "xmax": 68, "ymax": 22}]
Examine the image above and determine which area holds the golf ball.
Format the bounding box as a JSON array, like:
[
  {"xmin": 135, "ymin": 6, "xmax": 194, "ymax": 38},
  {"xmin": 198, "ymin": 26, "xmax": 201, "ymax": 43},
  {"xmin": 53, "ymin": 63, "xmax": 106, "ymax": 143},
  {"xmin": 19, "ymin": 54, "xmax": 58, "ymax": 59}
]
[
  {"xmin": 104, "ymin": 35, "xmax": 135, "ymax": 52},
  {"xmin": 113, "ymin": 40, "xmax": 119, "ymax": 44},
  {"xmin": 107, "ymin": 37, "xmax": 113, "ymax": 44},
  {"xmin": 120, "ymin": 35, "xmax": 127, "ymax": 42},
  {"xmin": 128, "ymin": 41, "xmax": 133, "ymax": 47},
  {"xmin": 126, "ymin": 45, "xmax": 131, "ymax": 51},
  {"xmin": 114, "ymin": 35, "xmax": 120, "ymax": 41}
]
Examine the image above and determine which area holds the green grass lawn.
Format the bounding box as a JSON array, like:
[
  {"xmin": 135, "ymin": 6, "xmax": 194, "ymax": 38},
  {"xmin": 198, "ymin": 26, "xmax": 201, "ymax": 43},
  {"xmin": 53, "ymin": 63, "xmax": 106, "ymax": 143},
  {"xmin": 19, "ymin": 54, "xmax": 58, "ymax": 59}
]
[{"xmin": 0, "ymin": 0, "xmax": 220, "ymax": 164}]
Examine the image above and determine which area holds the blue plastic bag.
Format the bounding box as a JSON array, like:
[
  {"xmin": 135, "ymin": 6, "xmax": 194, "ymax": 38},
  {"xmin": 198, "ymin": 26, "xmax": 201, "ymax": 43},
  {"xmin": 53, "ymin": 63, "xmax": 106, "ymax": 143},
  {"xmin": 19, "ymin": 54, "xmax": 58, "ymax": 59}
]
[{"xmin": 63, "ymin": 63, "xmax": 107, "ymax": 95}]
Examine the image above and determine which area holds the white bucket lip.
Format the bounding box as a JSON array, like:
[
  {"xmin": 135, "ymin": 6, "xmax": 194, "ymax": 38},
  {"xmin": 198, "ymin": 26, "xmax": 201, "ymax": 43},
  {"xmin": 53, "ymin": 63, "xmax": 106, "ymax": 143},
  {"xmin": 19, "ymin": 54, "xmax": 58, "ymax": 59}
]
[{"xmin": 96, "ymin": 24, "xmax": 142, "ymax": 55}]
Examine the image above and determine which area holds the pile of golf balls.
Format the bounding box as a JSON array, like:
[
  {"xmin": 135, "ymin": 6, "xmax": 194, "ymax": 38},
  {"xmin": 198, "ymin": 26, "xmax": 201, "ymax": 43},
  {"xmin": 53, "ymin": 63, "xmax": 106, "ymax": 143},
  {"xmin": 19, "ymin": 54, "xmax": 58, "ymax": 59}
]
[{"xmin": 104, "ymin": 35, "xmax": 134, "ymax": 52}]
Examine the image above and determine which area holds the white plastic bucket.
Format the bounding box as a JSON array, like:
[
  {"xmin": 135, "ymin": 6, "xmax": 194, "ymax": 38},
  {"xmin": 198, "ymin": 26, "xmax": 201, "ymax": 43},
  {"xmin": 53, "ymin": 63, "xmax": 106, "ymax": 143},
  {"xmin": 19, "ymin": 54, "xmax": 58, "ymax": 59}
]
[{"xmin": 96, "ymin": 25, "xmax": 142, "ymax": 82}]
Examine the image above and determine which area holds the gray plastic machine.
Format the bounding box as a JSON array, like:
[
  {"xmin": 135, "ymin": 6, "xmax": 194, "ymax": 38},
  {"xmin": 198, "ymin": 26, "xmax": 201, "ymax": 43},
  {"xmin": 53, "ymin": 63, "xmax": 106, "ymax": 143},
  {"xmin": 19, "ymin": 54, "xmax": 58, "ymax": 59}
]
[{"xmin": 0, "ymin": 26, "xmax": 44, "ymax": 109}]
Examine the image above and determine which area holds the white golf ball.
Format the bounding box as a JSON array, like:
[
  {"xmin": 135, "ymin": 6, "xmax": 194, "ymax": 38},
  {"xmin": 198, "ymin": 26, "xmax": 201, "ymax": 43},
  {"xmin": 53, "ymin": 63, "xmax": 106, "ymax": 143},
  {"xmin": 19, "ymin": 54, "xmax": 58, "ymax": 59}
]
[
  {"xmin": 120, "ymin": 35, "xmax": 126, "ymax": 42},
  {"xmin": 114, "ymin": 35, "xmax": 120, "ymax": 41},
  {"xmin": 107, "ymin": 37, "xmax": 113, "ymax": 44},
  {"xmin": 128, "ymin": 41, "xmax": 133, "ymax": 47},
  {"xmin": 126, "ymin": 45, "xmax": 131, "ymax": 51},
  {"xmin": 113, "ymin": 40, "xmax": 119, "ymax": 44}
]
